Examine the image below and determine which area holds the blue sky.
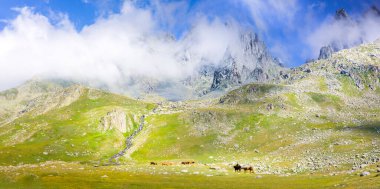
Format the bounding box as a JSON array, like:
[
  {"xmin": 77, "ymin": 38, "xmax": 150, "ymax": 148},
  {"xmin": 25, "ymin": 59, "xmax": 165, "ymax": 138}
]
[{"xmin": 0, "ymin": 0, "xmax": 379, "ymax": 66}]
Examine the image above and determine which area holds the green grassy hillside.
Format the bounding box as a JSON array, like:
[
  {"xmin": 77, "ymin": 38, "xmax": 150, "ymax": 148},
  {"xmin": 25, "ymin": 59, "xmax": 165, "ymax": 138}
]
[
  {"xmin": 0, "ymin": 85, "xmax": 155, "ymax": 165},
  {"xmin": 0, "ymin": 40, "xmax": 379, "ymax": 188}
]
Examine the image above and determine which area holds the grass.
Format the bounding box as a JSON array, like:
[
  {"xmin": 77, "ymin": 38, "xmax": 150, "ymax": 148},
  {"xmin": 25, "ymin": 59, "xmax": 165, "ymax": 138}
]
[
  {"xmin": 130, "ymin": 107, "xmax": 365, "ymax": 165},
  {"xmin": 307, "ymin": 92, "xmax": 343, "ymax": 110},
  {"xmin": 0, "ymin": 162, "xmax": 379, "ymax": 189},
  {"xmin": 318, "ymin": 77, "xmax": 328, "ymax": 92},
  {"xmin": 337, "ymin": 75, "xmax": 363, "ymax": 97},
  {"xmin": 283, "ymin": 93, "xmax": 302, "ymax": 110}
]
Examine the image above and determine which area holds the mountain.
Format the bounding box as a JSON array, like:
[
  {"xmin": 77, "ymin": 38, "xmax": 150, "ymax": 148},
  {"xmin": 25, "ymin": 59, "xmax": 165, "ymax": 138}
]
[
  {"xmin": 210, "ymin": 32, "xmax": 284, "ymax": 90},
  {"xmin": 0, "ymin": 39, "xmax": 380, "ymax": 188},
  {"xmin": 1, "ymin": 38, "xmax": 379, "ymax": 166},
  {"xmin": 114, "ymin": 39, "xmax": 379, "ymax": 177},
  {"xmin": 118, "ymin": 28, "xmax": 285, "ymax": 100},
  {"xmin": 180, "ymin": 30, "xmax": 285, "ymax": 98},
  {"xmin": 318, "ymin": 8, "xmax": 359, "ymax": 60},
  {"xmin": 318, "ymin": 7, "xmax": 380, "ymax": 60}
]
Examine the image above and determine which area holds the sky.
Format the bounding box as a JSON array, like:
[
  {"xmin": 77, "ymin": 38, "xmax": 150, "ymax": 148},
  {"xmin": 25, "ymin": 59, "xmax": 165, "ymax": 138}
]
[{"xmin": 0, "ymin": 0, "xmax": 379, "ymax": 90}]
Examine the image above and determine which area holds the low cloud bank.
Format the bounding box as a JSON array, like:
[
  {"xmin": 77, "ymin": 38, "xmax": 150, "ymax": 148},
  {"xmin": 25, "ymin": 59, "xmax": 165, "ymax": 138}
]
[{"xmin": 0, "ymin": 2, "xmax": 242, "ymax": 91}]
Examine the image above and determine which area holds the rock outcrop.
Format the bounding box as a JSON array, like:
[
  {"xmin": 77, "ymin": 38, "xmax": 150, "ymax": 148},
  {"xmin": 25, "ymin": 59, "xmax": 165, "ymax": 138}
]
[
  {"xmin": 211, "ymin": 56, "xmax": 241, "ymax": 90},
  {"xmin": 99, "ymin": 110, "xmax": 129, "ymax": 133},
  {"xmin": 318, "ymin": 45, "xmax": 334, "ymax": 60}
]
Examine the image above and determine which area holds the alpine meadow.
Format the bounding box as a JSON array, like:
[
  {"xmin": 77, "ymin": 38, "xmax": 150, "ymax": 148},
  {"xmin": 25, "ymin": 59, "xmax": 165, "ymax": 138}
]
[{"xmin": 0, "ymin": 0, "xmax": 380, "ymax": 188}]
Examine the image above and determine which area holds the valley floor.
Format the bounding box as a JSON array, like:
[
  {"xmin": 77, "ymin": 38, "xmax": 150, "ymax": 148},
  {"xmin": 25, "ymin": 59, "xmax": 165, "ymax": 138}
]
[{"xmin": 0, "ymin": 161, "xmax": 379, "ymax": 189}]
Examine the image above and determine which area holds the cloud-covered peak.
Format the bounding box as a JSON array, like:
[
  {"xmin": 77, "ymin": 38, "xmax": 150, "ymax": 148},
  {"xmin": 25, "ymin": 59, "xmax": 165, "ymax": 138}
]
[{"xmin": 306, "ymin": 6, "xmax": 380, "ymax": 58}]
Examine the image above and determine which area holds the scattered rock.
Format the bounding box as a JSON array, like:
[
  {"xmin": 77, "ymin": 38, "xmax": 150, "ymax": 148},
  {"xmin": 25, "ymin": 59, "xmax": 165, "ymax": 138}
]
[
  {"xmin": 340, "ymin": 70, "xmax": 349, "ymax": 75},
  {"xmin": 209, "ymin": 166, "xmax": 221, "ymax": 170},
  {"xmin": 266, "ymin": 103, "xmax": 274, "ymax": 110},
  {"xmin": 360, "ymin": 172, "xmax": 370, "ymax": 177}
]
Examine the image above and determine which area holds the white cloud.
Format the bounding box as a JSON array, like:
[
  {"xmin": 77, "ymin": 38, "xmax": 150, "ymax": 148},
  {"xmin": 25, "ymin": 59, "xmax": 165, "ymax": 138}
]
[{"xmin": 0, "ymin": 2, "xmax": 243, "ymax": 91}]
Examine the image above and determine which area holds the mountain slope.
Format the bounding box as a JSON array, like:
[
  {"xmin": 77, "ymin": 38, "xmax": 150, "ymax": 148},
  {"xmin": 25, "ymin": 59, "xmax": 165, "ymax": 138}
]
[
  {"xmin": 0, "ymin": 83, "xmax": 155, "ymax": 165},
  {"xmin": 126, "ymin": 39, "xmax": 380, "ymax": 173}
]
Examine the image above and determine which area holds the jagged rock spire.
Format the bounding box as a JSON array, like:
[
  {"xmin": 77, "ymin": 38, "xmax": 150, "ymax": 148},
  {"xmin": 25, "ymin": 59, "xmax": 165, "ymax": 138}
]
[{"xmin": 335, "ymin": 8, "xmax": 349, "ymax": 20}]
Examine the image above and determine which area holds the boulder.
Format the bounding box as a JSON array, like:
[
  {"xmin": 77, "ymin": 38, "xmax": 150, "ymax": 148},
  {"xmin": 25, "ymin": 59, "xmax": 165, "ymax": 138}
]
[
  {"xmin": 360, "ymin": 171, "xmax": 370, "ymax": 176},
  {"xmin": 99, "ymin": 109, "xmax": 130, "ymax": 133}
]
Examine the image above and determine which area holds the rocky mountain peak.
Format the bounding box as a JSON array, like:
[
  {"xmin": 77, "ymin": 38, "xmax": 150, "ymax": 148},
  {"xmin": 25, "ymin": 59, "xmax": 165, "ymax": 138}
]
[
  {"xmin": 208, "ymin": 30, "xmax": 283, "ymax": 91},
  {"xmin": 317, "ymin": 8, "xmax": 361, "ymax": 60},
  {"xmin": 335, "ymin": 8, "xmax": 349, "ymax": 20}
]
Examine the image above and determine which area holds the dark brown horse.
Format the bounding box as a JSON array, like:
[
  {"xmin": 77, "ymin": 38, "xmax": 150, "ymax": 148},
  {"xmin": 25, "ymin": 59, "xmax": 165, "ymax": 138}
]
[
  {"xmin": 233, "ymin": 163, "xmax": 242, "ymax": 172},
  {"xmin": 181, "ymin": 161, "xmax": 195, "ymax": 165},
  {"xmin": 150, "ymin": 162, "xmax": 157, "ymax": 165}
]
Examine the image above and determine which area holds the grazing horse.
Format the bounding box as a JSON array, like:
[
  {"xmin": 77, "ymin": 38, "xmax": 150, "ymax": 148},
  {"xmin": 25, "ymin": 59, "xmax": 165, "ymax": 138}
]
[
  {"xmin": 161, "ymin": 162, "xmax": 174, "ymax": 166},
  {"xmin": 242, "ymin": 166, "xmax": 254, "ymax": 173},
  {"xmin": 150, "ymin": 162, "xmax": 157, "ymax": 165},
  {"xmin": 181, "ymin": 161, "xmax": 196, "ymax": 165},
  {"xmin": 233, "ymin": 163, "xmax": 242, "ymax": 172}
]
